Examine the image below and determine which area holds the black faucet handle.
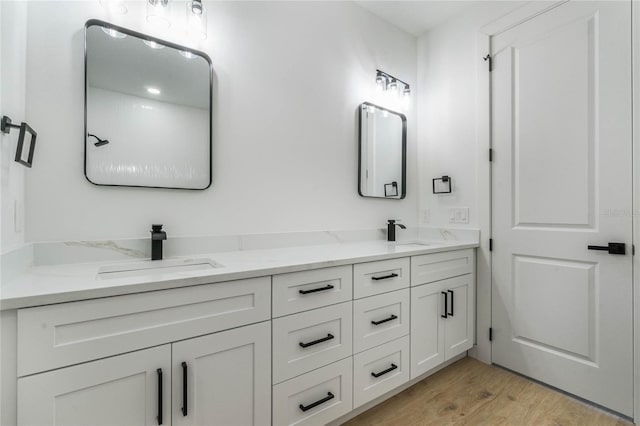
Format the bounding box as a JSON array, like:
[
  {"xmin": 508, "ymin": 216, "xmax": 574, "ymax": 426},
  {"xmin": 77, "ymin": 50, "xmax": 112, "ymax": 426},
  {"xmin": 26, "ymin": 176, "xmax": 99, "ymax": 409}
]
[{"xmin": 152, "ymin": 224, "xmax": 164, "ymax": 232}]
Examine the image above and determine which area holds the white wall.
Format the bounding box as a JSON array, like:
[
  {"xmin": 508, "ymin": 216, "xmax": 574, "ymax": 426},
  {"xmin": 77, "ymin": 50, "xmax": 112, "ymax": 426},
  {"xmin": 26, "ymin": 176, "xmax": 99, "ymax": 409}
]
[
  {"xmin": 86, "ymin": 87, "xmax": 209, "ymax": 188},
  {"xmin": 0, "ymin": 1, "xmax": 28, "ymax": 253},
  {"xmin": 22, "ymin": 1, "xmax": 417, "ymax": 242},
  {"xmin": 416, "ymin": 2, "xmax": 523, "ymax": 228}
]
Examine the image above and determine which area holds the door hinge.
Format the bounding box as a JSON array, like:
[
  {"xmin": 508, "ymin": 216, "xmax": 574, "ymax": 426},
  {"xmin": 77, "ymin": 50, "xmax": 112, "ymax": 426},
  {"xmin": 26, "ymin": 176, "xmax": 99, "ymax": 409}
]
[
  {"xmin": 489, "ymin": 238, "xmax": 493, "ymax": 251},
  {"xmin": 633, "ymin": 245, "xmax": 636, "ymax": 256},
  {"xmin": 483, "ymin": 54, "xmax": 493, "ymax": 72},
  {"xmin": 489, "ymin": 327, "xmax": 493, "ymax": 341},
  {"xmin": 489, "ymin": 148, "xmax": 493, "ymax": 162}
]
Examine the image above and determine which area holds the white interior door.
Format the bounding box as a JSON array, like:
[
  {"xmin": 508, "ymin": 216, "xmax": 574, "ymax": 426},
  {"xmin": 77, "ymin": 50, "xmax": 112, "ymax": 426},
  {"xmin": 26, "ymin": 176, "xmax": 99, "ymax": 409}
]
[{"xmin": 491, "ymin": 1, "xmax": 633, "ymax": 416}]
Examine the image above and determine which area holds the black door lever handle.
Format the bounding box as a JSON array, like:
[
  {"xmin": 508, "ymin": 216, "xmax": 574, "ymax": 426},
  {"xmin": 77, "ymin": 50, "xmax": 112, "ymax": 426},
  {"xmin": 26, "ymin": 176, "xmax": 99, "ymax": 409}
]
[{"xmin": 588, "ymin": 242, "xmax": 626, "ymax": 255}]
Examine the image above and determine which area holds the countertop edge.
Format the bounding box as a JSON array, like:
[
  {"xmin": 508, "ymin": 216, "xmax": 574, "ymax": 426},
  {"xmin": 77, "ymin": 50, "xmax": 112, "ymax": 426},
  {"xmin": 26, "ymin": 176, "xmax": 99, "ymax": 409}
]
[{"xmin": 1, "ymin": 242, "xmax": 478, "ymax": 311}]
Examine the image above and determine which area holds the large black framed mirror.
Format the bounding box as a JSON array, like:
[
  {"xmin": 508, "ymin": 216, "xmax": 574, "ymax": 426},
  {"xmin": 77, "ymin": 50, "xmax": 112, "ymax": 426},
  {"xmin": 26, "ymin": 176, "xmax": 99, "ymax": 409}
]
[
  {"xmin": 358, "ymin": 102, "xmax": 407, "ymax": 199},
  {"xmin": 84, "ymin": 19, "xmax": 212, "ymax": 190}
]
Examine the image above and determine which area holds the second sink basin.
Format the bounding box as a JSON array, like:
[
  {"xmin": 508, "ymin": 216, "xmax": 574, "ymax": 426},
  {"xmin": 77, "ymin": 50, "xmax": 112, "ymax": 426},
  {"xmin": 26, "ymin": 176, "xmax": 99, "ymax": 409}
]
[{"xmin": 97, "ymin": 258, "xmax": 223, "ymax": 280}]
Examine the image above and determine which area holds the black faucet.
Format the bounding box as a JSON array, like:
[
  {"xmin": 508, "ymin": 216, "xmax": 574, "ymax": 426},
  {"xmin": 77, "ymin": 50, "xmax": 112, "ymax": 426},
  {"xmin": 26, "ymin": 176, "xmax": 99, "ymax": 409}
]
[
  {"xmin": 151, "ymin": 224, "xmax": 167, "ymax": 261},
  {"xmin": 387, "ymin": 220, "xmax": 406, "ymax": 242}
]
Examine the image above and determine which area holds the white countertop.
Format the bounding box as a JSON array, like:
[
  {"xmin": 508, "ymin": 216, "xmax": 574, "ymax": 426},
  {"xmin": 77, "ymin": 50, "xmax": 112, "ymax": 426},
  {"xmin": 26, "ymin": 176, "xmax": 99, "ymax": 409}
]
[{"xmin": 0, "ymin": 240, "xmax": 478, "ymax": 310}]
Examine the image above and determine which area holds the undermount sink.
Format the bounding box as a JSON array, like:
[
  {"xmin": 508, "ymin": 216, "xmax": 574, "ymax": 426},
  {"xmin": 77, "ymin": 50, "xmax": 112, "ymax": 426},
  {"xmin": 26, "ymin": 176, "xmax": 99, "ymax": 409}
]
[
  {"xmin": 395, "ymin": 241, "xmax": 432, "ymax": 247},
  {"xmin": 96, "ymin": 258, "xmax": 223, "ymax": 280}
]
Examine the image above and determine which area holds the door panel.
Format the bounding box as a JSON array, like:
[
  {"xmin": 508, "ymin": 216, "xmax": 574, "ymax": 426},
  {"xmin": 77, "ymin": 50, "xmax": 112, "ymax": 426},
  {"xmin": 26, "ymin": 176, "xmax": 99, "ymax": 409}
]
[
  {"xmin": 443, "ymin": 275, "xmax": 474, "ymax": 359},
  {"xmin": 491, "ymin": 1, "xmax": 632, "ymax": 416},
  {"xmin": 410, "ymin": 282, "xmax": 445, "ymax": 379},
  {"xmin": 172, "ymin": 322, "xmax": 271, "ymax": 426},
  {"xmin": 18, "ymin": 345, "xmax": 170, "ymax": 426}
]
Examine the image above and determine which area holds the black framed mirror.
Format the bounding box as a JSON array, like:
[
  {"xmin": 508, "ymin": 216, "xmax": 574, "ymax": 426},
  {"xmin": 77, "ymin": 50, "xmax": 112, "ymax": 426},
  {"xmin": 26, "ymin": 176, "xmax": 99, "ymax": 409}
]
[
  {"xmin": 358, "ymin": 102, "xmax": 407, "ymax": 199},
  {"xmin": 84, "ymin": 19, "xmax": 213, "ymax": 190}
]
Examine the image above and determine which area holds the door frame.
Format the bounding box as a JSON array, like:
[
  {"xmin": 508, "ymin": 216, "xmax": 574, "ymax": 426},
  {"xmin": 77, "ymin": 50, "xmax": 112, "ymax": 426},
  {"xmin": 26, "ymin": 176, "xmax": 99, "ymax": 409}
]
[{"xmin": 474, "ymin": 0, "xmax": 639, "ymax": 420}]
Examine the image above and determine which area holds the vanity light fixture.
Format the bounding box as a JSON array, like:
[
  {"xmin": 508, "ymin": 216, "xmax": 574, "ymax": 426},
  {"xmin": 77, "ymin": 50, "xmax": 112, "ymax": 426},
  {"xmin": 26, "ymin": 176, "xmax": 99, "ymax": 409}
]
[
  {"xmin": 99, "ymin": 0, "xmax": 127, "ymax": 15},
  {"xmin": 375, "ymin": 69, "xmax": 410, "ymax": 98},
  {"xmin": 1, "ymin": 115, "xmax": 37, "ymax": 168},
  {"xmin": 186, "ymin": 0, "xmax": 208, "ymax": 40},
  {"xmin": 146, "ymin": 0, "xmax": 171, "ymax": 29}
]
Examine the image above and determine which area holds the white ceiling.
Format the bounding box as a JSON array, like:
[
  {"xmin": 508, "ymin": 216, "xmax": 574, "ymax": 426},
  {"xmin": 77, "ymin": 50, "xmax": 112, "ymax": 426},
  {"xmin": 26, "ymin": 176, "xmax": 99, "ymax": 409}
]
[{"xmin": 355, "ymin": 1, "xmax": 486, "ymax": 36}]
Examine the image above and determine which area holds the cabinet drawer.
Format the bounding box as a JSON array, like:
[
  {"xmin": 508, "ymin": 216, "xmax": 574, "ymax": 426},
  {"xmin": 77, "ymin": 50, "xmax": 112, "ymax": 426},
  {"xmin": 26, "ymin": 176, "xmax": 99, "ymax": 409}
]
[
  {"xmin": 17, "ymin": 277, "xmax": 271, "ymax": 376},
  {"xmin": 273, "ymin": 265, "xmax": 352, "ymax": 317},
  {"xmin": 353, "ymin": 336, "xmax": 410, "ymax": 409},
  {"xmin": 273, "ymin": 357, "xmax": 353, "ymax": 426},
  {"xmin": 353, "ymin": 289, "xmax": 409, "ymax": 353},
  {"xmin": 272, "ymin": 302, "xmax": 352, "ymax": 384},
  {"xmin": 411, "ymin": 249, "xmax": 474, "ymax": 286},
  {"xmin": 353, "ymin": 257, "xmax": 410, "ymax": 299}
]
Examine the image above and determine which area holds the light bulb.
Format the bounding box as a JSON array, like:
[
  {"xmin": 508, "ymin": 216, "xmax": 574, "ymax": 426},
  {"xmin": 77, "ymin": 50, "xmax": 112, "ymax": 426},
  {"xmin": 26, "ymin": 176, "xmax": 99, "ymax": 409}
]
[
  {"xmin": 180, "ymin": 50, "xmax": 196, "ymax": 59},
  {"xmin": 375, "ymin": 74, "xmax": 386, "ymax": 91},
  {"xmin": 382, "ymin": 110, "xmax": 389, "ymax": 118},
  {"xmin": 187, "ymin": 0, "xmax": 208, "ymax": 40},
  {"xmin": 143, "ymin": 40, "xmax": 165, "ymax": 49},
  {"xmin": 102, "ymin": 28, "xmax": 126, "ymax": 39},
  {"xmin": 100, "ymin": 0, "xmax": 127, "ymax": 15},
  {"xmin": 388, "ymin": 79, "xmax": 398, "ymax": 93},
  {"xmin": 147, "ymin": 0, "xmax": 171, "ymax": 29},
  {"xmin": 147, "ymin": 87, "xmax": 161, "ymax": 95}
]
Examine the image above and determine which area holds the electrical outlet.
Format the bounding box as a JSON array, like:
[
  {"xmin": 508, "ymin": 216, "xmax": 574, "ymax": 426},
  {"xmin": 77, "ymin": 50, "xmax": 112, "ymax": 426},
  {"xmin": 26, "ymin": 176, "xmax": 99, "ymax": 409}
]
[
  {"xmin": 421, "ymin": 209, "xmax": 430, "ymax": 224},
  {"xmin": 448, "ymin": 207, "xmax": 469, "ymax": 224}
]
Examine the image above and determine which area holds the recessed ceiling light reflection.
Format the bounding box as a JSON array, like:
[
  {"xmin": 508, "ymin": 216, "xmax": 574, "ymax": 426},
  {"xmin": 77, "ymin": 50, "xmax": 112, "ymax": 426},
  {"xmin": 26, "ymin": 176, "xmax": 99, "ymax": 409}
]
[
  {"xmin": 143, "ymin": 40, "xmax": 165, "ymax": 49},
  {"xmin": 102, "ymin": 28, "xmax": 127, "ymax": 39}
]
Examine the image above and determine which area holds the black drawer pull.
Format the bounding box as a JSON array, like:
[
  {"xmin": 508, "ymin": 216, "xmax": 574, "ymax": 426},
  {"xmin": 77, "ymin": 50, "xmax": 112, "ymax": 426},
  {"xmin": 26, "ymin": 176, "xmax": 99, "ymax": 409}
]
[
  {"xmin": 181, "ymin": 362, "xmax": 188, "ymax": 416},
  {"xmin": 299, "ymin": 392, "xmax": 335, "ymax": 412},
  {"xmin": 299, "ymin": 284, "xmax": 334, "ymax": 295},
  {"xmin": 156, "ymin": 368, "xmax": 163, "ymax": 425},
  {"xmin": 371, "ymin": 314, "xmax": 398, "ymax": 326},
  {"xmin": 371, "ymin": 273, "xmax": 399, "ymax": 281},
  {"xmin": 441, "ymin": 292, "xmax": 448, "ymax": 319},
  {"xmin": 588, "ymin": 242, "xmax": 626, "ymax": 255},
  {"xmin": 371, "ymin": 363, "xmax": 398, "ymax": 378},
  {"xmin": 299, "ymin": 333, "xmax": 334, "ymax": 348},
  {"xmin": 448, "ymin": 290, "xmax": 454, "ymax": 316}
]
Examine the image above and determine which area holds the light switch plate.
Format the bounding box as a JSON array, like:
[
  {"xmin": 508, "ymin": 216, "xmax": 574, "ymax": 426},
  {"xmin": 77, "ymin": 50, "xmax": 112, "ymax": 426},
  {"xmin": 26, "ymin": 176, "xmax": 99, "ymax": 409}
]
[
  {"xmin": 421, "ymin": 209, "xmax": 430, "ymax": 224},
  {"xmin": 448, "ymin": 207, "xmax": 469, "ymax": 224}
]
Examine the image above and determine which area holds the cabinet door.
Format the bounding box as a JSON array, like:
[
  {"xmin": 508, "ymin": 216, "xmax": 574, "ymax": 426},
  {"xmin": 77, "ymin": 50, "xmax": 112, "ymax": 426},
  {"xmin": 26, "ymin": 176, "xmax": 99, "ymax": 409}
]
[
  {"xmin": 172, "ymin": 321, "xmax": 271, "ymax": 426},
  {"xmin": 410, "ymin": 281, "xmax": 446, "ymax": 379},
  {"xmin": 18, "ymin": 345, "xmax": 171, "ymax": 426},
  {"xmin": 443, "ymin": 274, "xmax": 475, "ymax": 360}
]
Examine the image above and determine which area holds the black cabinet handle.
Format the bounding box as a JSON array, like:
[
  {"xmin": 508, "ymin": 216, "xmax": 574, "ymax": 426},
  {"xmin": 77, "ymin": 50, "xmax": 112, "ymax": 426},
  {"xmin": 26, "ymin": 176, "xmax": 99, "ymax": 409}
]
[
  {"xmin": 181, "ymin": 362, "xmax": 188, "ymax": 416},
  {"xmin": 299, "ymin": 392, "xmax": 335, "ymax": 412},
  {"xmin": 371, "ymin": 314, "xmax": 398, "ymax": 326},
  {"xmin": 371, "ymin": 273, "xmax": 399, "ymax": 281},
  {"xmin": 588, "ymin": 242, "xmax": 626, "ymax": 255},
  {"xmin": 371, "ymin": 363, "xmax": 398, "ymax": 378},
  {"xmin": 299, "ymin": 284, "xmax": 334, "ymax": 295},
  {"xmin": 441, "ymin": 292, "xmax": 448, "ymax": 319},
  {"xmin": 156, "ymin": 368, "xmax": 163, "ymax": 425},
  {"xmin": 299, "ymin": 333, "xmax": 334, "ymax": 348},
  {"xmin": 448, "ymin": 290, "xmax": 454, "ymax": 316}
]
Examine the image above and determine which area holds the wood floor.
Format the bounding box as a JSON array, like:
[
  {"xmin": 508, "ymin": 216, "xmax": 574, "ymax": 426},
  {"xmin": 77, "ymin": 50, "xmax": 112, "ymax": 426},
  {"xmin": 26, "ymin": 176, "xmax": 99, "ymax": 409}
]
[{"xmin": 344, "ymin": 357, "xmax": 630, "ymax": 426}]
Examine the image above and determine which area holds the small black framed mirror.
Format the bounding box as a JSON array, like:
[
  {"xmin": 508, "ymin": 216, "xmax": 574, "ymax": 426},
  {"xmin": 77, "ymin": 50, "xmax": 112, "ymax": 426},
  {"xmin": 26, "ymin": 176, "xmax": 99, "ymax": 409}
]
[
  {"xmin": 84, "ymin": 19, "xmax": 213, "ymax": 190},
  {"xmin": 358, "ymin": 102, "xmax": 406, "ymax": 199}
]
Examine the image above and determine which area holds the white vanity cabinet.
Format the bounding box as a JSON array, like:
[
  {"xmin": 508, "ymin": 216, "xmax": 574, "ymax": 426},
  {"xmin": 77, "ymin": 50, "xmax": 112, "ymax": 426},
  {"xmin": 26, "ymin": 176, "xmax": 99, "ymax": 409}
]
[
  {"xmin": 410, "ymin": 250, "xmax": 475, "ymax": 379},
  {"xmin": 7, "ymin": 246, "xmax": 477, "ymax": 426}
]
